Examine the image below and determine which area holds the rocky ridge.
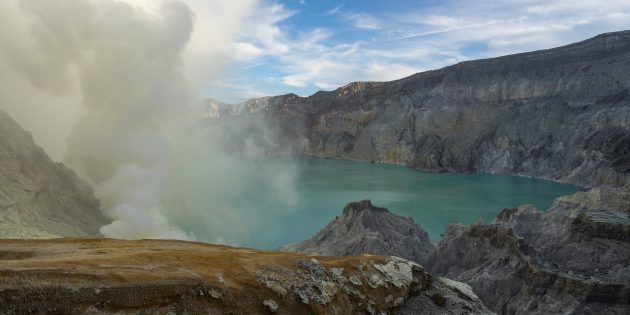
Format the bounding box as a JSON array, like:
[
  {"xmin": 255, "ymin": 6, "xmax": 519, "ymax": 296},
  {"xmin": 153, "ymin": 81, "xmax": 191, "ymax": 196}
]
[
  {"xmin": 283, "ymin": 187, "xmax": 630, "ymax": 314},
  {"xmin": 0, "ymin": 238, "xmax": 492, "ymax": 314},
  {"xmin": 428, "ymin": 185, "xmax": 630, "ymax": 314},
  {"xmin": 281, "ymin": 200, "xmax": 435, "ymax": 266},
  {"xmin": 213, "ymin": 31, "xmax": 630, "ymax": 188},
  {"xmin": 0, "ymin": 109, "xmax": 108, "ymax": 238}
]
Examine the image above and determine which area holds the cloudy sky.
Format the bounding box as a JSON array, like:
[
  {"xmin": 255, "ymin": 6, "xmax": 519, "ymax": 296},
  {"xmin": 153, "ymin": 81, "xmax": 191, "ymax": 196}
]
[{"xmin": 140, "ymin": 0, "xmax": 630, "ymax": 103}]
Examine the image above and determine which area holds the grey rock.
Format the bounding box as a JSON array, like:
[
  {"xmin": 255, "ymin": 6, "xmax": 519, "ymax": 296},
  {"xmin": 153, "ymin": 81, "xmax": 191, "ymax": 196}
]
[
  {"xmin": 400, "ymin": 277, "xmax": 494, "ymax": 315},
  {"xmin": 262, "ymin": 299, "xmax": 278, "ymax": 313},
  {"xmin": 0, "ymin": 109, "xmax": 108, "ymax": 237},
  {"xmin": 216, "ymin": 31, "xmax": 630, "ymax": 188},
  {"xmin": 263, "ymin": 280, "xmax": 288, "ymax": 297},
  {"xmin": 208, "ymin": 289, "xmax": 223, "ymax": 299},
  {"xmin": 427, "ymin": 185, "xmax": 630, "ymax": 314},
  {"xmin": 255, "ymin": 254, "xmax": 492, "ymax": 314},
  {"xmin": 349, "ymin": 275, "xmax": 362, "ymax": 286},
  {"xmin": 281, "ymin": 200, "xmax": 435, "ymax": 265},
  {"xmin": 330, "ymin": 267, "xmax": 344, "ymax": 276},
  {"xmin": 279, "ymin": 200, "xmax": 493, "ymax": 313}
]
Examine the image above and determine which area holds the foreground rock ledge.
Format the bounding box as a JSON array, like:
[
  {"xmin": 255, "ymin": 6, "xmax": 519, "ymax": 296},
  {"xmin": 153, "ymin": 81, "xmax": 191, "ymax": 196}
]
[
  {"xmin": 282, "ymin": 186, "xmax": 630, "ymax": 314},
  {"xmin": 0, "ymin": 238, "xmax": 491, "ymax": 314}
]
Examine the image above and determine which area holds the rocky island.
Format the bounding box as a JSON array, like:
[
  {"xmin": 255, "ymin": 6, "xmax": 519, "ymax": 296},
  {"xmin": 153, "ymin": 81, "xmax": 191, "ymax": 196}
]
[{"xmin": 281, "ymin": 200, "xmax": 435, "ymax": 266}]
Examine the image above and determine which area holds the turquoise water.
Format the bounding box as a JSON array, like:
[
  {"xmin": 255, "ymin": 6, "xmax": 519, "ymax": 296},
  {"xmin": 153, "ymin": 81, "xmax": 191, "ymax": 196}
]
[{"xmin": 199, "ymin": 157, "xmax": 577, "ymax": 250}]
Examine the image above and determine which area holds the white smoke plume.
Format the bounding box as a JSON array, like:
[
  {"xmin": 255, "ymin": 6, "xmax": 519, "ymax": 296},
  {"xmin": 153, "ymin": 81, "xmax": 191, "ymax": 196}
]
[{"xmin": 0, "ymin": 0, "xmax": 299, "ymax": 245}]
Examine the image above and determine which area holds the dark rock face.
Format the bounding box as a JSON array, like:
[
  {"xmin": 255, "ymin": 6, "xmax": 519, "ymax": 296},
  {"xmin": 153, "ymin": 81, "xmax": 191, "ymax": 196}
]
[
  {"xmin": 281, "ymin": 190, "xmax": 630, "ymax": 314},
  {"xmin": 218, "ymin": 31, "xmax": 630, "ymax": 188},
  {"xmin": 281, "ymin": 200, "xmax": 435, "ymax": 266},
  {"xmin": 427, "ymin": 186, "xmax": 630, "ymax": 314},
  {"xmin": 0, "ymin": 109, "xmax": 108, "ymax": 237}
]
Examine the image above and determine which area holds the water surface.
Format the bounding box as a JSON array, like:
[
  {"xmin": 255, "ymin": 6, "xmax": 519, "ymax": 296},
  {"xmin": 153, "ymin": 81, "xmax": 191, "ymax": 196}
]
[{"xmin": 204, "ymin": 157, "xmax": 577, "ymax": 249}]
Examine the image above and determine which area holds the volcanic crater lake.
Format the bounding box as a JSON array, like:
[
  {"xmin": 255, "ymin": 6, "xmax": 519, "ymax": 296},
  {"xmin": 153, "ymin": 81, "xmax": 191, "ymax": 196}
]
[{"xmin": 203, "ymin": 157, "xmax": 578, "ymax": 250}]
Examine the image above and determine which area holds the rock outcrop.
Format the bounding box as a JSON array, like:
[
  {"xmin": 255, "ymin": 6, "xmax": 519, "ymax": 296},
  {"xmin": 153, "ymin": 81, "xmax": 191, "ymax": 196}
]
[
  {"xmin": 215, "ymin": 30, "xmax": 630, "ymax": 188},
  {"xmin": 0, "ymin": 109, "xmax": 108, "ymax": 238},
  {"xmin": 281, "ymin": 200, "xmax": 435, "ymax": 265},
  {"xmin": 427, "ymin": 185, "xmax": 630, "ymax": 314},
  {"xmin": 0, "ymin": 238, "xmax": 492, "ymax": 314},
  {"xmin": 282, "ymin": 190, "xmax": 630, "ymax": 314}
]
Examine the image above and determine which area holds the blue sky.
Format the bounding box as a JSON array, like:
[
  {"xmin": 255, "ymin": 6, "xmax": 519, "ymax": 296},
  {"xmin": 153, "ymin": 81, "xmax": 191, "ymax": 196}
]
[{"xmin": 204, "ymin": 0, "xmax": 630, "ymax": 103}]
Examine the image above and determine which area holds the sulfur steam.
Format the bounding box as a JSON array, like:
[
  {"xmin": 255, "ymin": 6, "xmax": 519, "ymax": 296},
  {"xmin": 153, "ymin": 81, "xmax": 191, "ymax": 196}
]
[{"xmin": 0, "ymin": 0, "xmax": 298, "ymax": 244}]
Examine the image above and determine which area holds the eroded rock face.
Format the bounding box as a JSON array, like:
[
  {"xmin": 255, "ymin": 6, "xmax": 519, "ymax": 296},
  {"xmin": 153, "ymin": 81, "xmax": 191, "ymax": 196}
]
[
  {"xmin": 427, "ymin": 186, "xmax": 630, "ymax": 314},
  {"xmin": 0, "ymin": 238, "xmax": 492, "ymax": 314},
  {"xmin": 0, "ymin": 110, "xmax": 108, "ymax": 238},
  {"xmin": 215, "ymin": 31, "xmax": 630, "ymax": 188},
  {"xmin": 281, "ymin": 200, "xmax": 435, "ymax": 265}
]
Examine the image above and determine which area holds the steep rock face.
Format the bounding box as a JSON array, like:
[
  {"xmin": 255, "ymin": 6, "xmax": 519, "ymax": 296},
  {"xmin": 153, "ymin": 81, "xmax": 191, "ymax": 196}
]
[
  {"xmin": 0, "ymin": 238, "xmax": 492, "ymax": 314},
  {"xmin": 218, "ymin": 31, "xmax": 630, "ymax": 187},
  {"xmin": 0, "ymin": 109, "xmax": 108, "ymax": 237},
  {"xmin": 281, "ymin": 200, "xmax": 435, "ymax": 266},
  {"xmin": 427, "ymin": 186, "xmax": 630, "ymax": 314}
]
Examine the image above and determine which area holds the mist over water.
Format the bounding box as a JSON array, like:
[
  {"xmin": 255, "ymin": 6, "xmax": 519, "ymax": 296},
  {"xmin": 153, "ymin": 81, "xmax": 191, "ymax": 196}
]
[
  {"xmin": 0, "ymin": 0, "xmax": 298, "ymax": 244},
  {"xmin": 239, "ymin": 157, "xmax": 578, "ymax": 249}
]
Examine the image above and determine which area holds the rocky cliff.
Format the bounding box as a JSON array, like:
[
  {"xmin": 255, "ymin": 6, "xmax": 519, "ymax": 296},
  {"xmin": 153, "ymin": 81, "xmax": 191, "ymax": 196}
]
[
  {"xmin": 281, "ymin": 200, "xmax": 435, "ymax": 266},
  {"xmin": 284, "ymin": 188, "xmax": 630, "ymax": 314},
  {"xmin": 427, "ymin": 185, "xmax": 630, "ymax": 314},
  {"xmin": 0, "ymin": 238, "xmax": 492, "ymax": 314},
  {"xmin": 0, "ymin": 109, "xmax": 108, "ymax": 238},
  {"xmin": 216, "ymin": 30, "xmax": 630, "ymax": 188}
]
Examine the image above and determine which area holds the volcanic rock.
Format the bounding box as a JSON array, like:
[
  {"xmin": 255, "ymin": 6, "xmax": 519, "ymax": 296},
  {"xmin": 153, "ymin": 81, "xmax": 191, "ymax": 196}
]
[
  {"xmin": 0, "ymin": 109, "xmax": 108, "ymax": 238},
  {"xmin": 427, "ymin": 186, "xmax": 630, "ymax": 314},
  {"xmin": 281, "ymin": 200, "xmax": 435, "ymax": 265}
]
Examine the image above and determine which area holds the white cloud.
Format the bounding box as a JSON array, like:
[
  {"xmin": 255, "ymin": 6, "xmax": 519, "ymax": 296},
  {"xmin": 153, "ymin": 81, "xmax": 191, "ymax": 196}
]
[
  {"xmin": 210, "ymin": 79, "xmax": 276, "ymax": 102},
  {"xmin": 346, "ymin": 12, "xmax": 382, "ymax": 30},
  {"xmin": 231, "ymin": 42, "xmax": 265, "ymax": 62},
  {"xmin": 213, "ymin": 3, "xmax": 419, "ymax": 97},
  {"xmin": 327, "ymin": 5, "xmax": 382, "ymax": 30},
  {"xmin": 277, "ymin": 41, "xmax": 422, "ymax": 91},
  {"xmin": 363, "ymin": 62, "xmax": 421, "ymax": 82},
  {"xmin": 314, "ymin": 82, "xmax": 339, "ymax": 90},
  {"xmin": 326, "ymin": 4, "xmax": 344, "ymax": 15},
  {"xmin": 209, "ymin": 0, "xmax": 630, "ymax": 101},
  {"xmin": 122, "ymin": 0, "xmax": 259, "ymax": 92},
  {"xmin": 236, "ymin": 3, "xmax": 296, "ymax": 57},
  {"xmin": 395, "ymin": 0, "xmax": 630, "ymax": 57}
]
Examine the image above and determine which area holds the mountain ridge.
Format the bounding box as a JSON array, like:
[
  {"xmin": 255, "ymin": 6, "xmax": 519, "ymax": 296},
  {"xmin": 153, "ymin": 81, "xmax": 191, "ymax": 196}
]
[{"xmin": 212, "ymin": 30, "xmax": 630, "ymax": 188}]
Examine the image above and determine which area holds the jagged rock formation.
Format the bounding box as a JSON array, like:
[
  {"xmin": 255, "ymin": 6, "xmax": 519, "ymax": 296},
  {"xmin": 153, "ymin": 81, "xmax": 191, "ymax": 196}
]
[
  {"xmin": 427, "ymin": 185, "xmax": 630, "ymax": 314},
  {"xmin": 0, "ymin": 238, "xmax": 492, "ymax": 314},
  {"xmin": 0, "ymin": 109, "xmax": 108, "ymax": 238},
  {"xmin": 281, "ymin": 200, "xmax": 435, "ymax": 265},
  {"xmin": 282, "ymin": 191, "xmax": 630, "ymax": 314},
  {"xmin": 216, "ymin": 31, "xmax": 630, "ymax": 188}
]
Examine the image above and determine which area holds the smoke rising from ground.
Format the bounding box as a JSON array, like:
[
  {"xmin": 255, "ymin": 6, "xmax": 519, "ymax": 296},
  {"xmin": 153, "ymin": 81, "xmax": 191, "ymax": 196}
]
[{"xmin": 0, "ymin": 0, "xmax": 299, "ymax": 245}]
